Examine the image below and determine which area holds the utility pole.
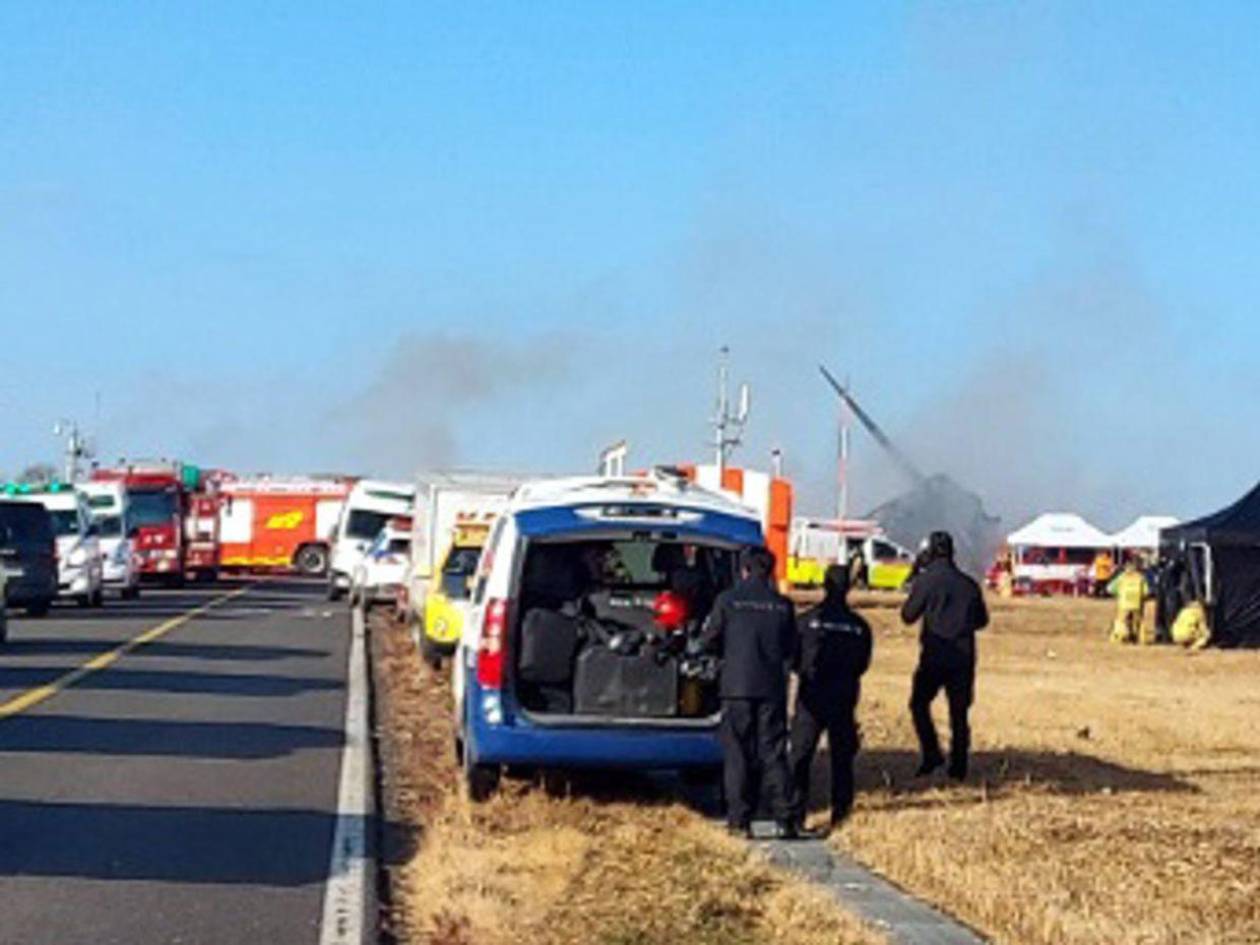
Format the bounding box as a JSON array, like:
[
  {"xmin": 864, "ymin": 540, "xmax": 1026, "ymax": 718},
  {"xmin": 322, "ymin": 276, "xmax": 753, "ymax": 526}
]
[
  {"xmin": 711, "ymin": 346, "xmax": 751, "ymax": 474},
  {"xmin": 838, "ymin": 374, "xmax": 851, "ymax": 522}
]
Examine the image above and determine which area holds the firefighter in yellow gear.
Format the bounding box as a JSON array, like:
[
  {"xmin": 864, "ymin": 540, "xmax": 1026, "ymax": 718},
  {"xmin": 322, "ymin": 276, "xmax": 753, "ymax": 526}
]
[
  {"xmin": 1108, "ymin": 559, "xmax": 1151, "ymax": 644},
  {"xmin": 1171, "ymin": 601, "xmax": 1211, "ymax": 650}
]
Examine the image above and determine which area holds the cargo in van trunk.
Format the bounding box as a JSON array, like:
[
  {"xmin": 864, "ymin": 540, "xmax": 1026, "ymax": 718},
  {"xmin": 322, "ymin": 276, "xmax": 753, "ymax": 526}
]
[{"xmin": 513, "ymin": 537, "xmax": 733, "ymax": 722}]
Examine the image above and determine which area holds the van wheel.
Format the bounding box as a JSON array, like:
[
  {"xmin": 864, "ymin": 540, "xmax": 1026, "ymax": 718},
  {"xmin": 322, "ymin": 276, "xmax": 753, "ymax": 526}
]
[
  {"xmin": 465, "ymin": 763, "xmax": 500, "ymax": 803},
  {"xmin": 419, "ymin": 635, "xmax": 444, "ymax": 670},
  {"xmin": 295, "ymin": 544, "xmax": 329, "ymax": 577},
  {"xmin": 541, "ymin": 769, "xmax": 570, "ymax": 798},
  {"xmin": 463, "ymin": 751, "xmax": 500, "ymax": 803}
]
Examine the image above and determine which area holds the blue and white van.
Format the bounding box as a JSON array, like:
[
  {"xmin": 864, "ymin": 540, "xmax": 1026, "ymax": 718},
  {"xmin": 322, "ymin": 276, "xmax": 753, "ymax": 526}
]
[{"xmin": 454, "ymin": 472, "xmax": 764, "ymax": 800}]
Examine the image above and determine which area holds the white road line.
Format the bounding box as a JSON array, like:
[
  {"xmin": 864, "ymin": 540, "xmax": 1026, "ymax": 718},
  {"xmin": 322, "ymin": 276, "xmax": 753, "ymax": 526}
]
[{"xmin": 318, "ymin": 606, "xmax": 373, "ymax": 945}]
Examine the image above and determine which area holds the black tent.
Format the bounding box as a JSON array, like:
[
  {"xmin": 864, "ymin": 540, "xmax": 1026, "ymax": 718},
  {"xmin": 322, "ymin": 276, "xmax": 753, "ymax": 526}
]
[{"xmin": 1161, "ymin": 481, "xmax": 1260, "ymax": 647}]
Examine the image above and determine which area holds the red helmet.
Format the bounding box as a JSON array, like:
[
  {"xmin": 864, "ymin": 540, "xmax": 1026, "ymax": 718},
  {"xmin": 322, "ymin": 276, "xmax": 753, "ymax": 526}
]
[{"xmin": 652, "ymin": 590, "xmax": 689, "ymax": 631}]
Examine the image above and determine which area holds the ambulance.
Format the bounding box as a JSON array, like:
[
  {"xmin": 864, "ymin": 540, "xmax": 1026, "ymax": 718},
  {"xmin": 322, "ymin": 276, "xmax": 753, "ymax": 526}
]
[
  {"xmin": 79, "ymin": 480, "xmax": 140, "ymax": 599},
  {"xmin": 327, "ymin": 480, "xmax": 415, "ymax": 600},
  {"xmin": 787, "ymin": 517, "xmax": 915, "ymax": 591}
]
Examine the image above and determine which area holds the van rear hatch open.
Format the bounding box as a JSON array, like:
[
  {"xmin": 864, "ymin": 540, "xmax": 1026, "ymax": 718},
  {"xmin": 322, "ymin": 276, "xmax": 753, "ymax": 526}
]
[{"xmin": 507, "ymin": 501, "xmax": 762, "ymax": 727}]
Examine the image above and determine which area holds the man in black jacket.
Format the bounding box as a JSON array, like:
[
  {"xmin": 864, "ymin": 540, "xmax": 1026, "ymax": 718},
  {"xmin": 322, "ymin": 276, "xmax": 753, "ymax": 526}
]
[
  {"xmin": 789, "ymin": 564, "xmax": 872, "ymax": 832},
  {"xmin": 700, "ymin": 546, "xmax": 798, "ymax": 838},
  {"xmin": 900, "ymin": 530, "xmax": 988, "ymax": 780}
]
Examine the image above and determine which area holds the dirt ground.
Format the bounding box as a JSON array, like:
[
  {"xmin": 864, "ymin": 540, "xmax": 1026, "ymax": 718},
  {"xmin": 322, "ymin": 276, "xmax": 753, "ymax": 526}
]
[
  {"xmin": 829, "ymin": 592, "xmax": 1260, "ymax": 945},
  {"xmin": 369, "ymin": 611, "xmax": 886, "ymax": 945}
]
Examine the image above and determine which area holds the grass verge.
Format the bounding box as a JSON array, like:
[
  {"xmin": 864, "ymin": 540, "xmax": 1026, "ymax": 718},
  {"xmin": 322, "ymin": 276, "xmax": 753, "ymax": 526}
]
[
  {"xmin": 369, "ymin": 611, "xmax": 886, "ymax": 945},
  {"xmin": 825, "ymin": 593, "xmax": 1260, "ymax": 945}
]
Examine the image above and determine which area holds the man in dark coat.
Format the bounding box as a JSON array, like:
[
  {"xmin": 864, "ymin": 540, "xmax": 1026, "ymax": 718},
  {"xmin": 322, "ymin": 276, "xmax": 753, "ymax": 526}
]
[
  {"xmin": 900, "ymin": 530, "xmax": 988, "ymax": 780},
  {"xmin": 701, "ymin": 546, "xmax": 798, "ymax": 838},
  {"xmin": 789, "ymin": 564, "xmax": 872, "ymax": 832}
]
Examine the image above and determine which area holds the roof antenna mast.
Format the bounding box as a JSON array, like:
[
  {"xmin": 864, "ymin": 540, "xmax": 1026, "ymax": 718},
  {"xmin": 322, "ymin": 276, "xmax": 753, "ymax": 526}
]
[{"xmin": 712, "ymin": 346, "xmax": 751, "ymax": 474}]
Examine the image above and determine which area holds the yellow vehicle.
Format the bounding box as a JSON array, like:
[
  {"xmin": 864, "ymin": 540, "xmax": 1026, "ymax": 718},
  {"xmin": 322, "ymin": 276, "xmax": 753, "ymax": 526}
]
[
  {"xmin": 411, "ymin": 474, "xmax": 526, "ymax": 667},
  {"xmin": 420, "ymin": 525, "xmax": 487, "ymax": 667},
  {"xmin": 786, "ymin": 517, "xmax": 914, "ymax": 591},
  {"xmin": 865, "ymin": 537, "xmax": 915, "ymax": 590}
]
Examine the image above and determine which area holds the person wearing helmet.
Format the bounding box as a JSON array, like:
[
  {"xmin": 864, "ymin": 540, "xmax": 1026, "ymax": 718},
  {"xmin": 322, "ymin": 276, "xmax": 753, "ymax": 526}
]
[
  {"xmin": 700, "ymin": 546, "xmax": 799, "ymax": 839},
  {"xmin": 901, "ymin": 530, "xmax": 988, "ymax": 780},
  {"xmin": 789, "ymin": 563, "xmax": 872, "ymax": 833}
]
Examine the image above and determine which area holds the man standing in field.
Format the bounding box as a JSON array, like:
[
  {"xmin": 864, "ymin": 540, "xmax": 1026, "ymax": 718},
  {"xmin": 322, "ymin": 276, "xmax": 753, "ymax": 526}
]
[
  {"xmin": 900, "ymin": 531, "xmax": 989, "ymax": 780},
  {"xmin": 701, "ymin": 547, "xmax": 799, "ymax": 839},
  {"xmin": 789, "ymin": 563, "xmax": 872, "ymax": 833}
]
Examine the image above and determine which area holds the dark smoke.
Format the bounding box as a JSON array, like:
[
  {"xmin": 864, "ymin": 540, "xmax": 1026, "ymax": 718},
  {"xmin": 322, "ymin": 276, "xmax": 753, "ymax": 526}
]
[{"xmin": 866, "ymin": 474, "xmax": 1002, "ymax": 577}]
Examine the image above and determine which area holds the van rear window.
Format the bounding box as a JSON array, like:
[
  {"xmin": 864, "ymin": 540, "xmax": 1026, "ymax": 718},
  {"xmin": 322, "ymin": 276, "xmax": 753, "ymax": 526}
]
[{"xmin": 0, "ymin": 503, "xmax": 54, "ymax": 544}]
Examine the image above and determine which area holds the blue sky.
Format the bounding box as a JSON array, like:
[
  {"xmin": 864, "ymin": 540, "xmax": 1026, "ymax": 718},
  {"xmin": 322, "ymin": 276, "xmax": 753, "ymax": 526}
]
[{"xmin": 2, "ymin": 3, "xmax": 1258, "ymax": 528}]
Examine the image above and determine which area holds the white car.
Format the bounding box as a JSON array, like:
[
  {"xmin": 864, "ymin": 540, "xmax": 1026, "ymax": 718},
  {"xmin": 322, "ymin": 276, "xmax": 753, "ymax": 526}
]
[
  {"xmin": 349, "ymin": 523, "xmax": 411, "ymax": 609},
  {"xmin": 327, "ymin": 479, "xmax": 415, "ymax": 601},
  {"xmin": 80, "ymin": 481, "xmax": 140, "ymax": 600},
  {"xmin": 17, "ymin": 486, "xmax": 104, "ymax": 607}
]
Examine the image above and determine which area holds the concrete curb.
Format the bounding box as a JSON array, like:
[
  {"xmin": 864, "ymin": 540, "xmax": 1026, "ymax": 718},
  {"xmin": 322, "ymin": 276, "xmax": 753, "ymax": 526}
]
[
  {"xmin": 318, "ymin": 605, "xmax": 377, "ymax": 945},
  {"xmin": 757, "ymin": 835, "xmax": 987, "ymax": 945}
]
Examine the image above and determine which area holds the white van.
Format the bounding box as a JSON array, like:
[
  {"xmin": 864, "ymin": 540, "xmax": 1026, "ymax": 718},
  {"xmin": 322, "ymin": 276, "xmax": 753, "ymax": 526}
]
[
  {"xmin": 327, "ymin": 479, "xmax": 415, "ymax": 601},
  {"xmin": 80, "ymin": 481, "xmax": 140, "ymax": 599},
  {"xmin": 14, "ymin": 486, "xmax": 105, "ymax": 607}
]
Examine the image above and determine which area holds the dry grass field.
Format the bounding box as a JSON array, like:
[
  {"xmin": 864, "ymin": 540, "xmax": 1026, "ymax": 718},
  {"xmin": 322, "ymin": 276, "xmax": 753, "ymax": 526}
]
[
  {"xmin": 370, "ymin": 611, "xmax": 886, "ymax": 945},
  {"xmin": 829, "ymin": 592, "xmax": 1260, "ymax": 945}
]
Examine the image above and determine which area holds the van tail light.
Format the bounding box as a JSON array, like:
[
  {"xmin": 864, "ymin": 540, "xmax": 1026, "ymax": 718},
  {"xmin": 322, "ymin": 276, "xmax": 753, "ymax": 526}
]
[{"xmin": 476, "ymin": 598, "xmax": 509, "ymax": 689}]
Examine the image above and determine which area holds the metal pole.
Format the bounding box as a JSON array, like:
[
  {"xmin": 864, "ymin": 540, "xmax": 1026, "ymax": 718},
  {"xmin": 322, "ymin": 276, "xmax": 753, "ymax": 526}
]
[
  {"xmin": 715, "ymin": 346, "xmax": 729, "ymax": 472},
  {"xmin": 838, "ymin": 375, "xmax": 851, "ymax": 522}
]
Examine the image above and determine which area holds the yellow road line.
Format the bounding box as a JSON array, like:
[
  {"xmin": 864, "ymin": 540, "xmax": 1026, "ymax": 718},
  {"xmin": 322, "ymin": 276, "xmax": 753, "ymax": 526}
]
[{"xmin": 0, "ymin": 585, "xmax": 253, "ymax": 720}]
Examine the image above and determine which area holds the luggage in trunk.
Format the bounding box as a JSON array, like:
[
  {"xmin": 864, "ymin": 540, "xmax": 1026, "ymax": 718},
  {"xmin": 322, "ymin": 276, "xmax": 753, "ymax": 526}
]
[
  {"xmin": 518, "ymin": 608, "xmax": 582, "ymax": 684},
  {"xmin": 573, "ymin": 644, "xmax": 679, "ymax": 717}
]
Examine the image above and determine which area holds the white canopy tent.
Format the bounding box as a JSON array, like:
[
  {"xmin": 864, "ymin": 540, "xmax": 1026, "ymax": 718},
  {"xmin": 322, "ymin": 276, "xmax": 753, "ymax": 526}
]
[
  {"xmin": 1007, "ymin": 513, "xmax": 1113, "ymax": 549},
  {"xmin": 1110, "ymin": 515, "xmax": 1180, "ymax": 550}
]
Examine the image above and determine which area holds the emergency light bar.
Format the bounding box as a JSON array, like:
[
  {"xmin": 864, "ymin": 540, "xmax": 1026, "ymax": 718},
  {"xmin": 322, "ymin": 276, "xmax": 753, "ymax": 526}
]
[{"xmin": 3, "ymin": 481, "xmax": 68, "ymax": 495}]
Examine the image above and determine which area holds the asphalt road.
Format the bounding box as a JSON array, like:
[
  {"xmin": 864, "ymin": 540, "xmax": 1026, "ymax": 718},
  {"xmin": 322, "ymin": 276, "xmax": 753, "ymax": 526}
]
[{"xmin": 0, "ymin": 579, "xmax": 353, "ymax": 945}]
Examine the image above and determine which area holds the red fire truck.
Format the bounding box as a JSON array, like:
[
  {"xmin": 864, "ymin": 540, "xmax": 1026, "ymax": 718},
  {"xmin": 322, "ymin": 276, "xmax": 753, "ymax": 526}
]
[
  {"xmin": 91, "ymin": 461, "xmax": 189, "ymax": 585},
  {"xmin": 217, "ymin": 476, "xmax": 353, "ymax": 576},
  {"xmin": 185, "ymin": 485, "xmax": 224, "ymax": 582}
]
